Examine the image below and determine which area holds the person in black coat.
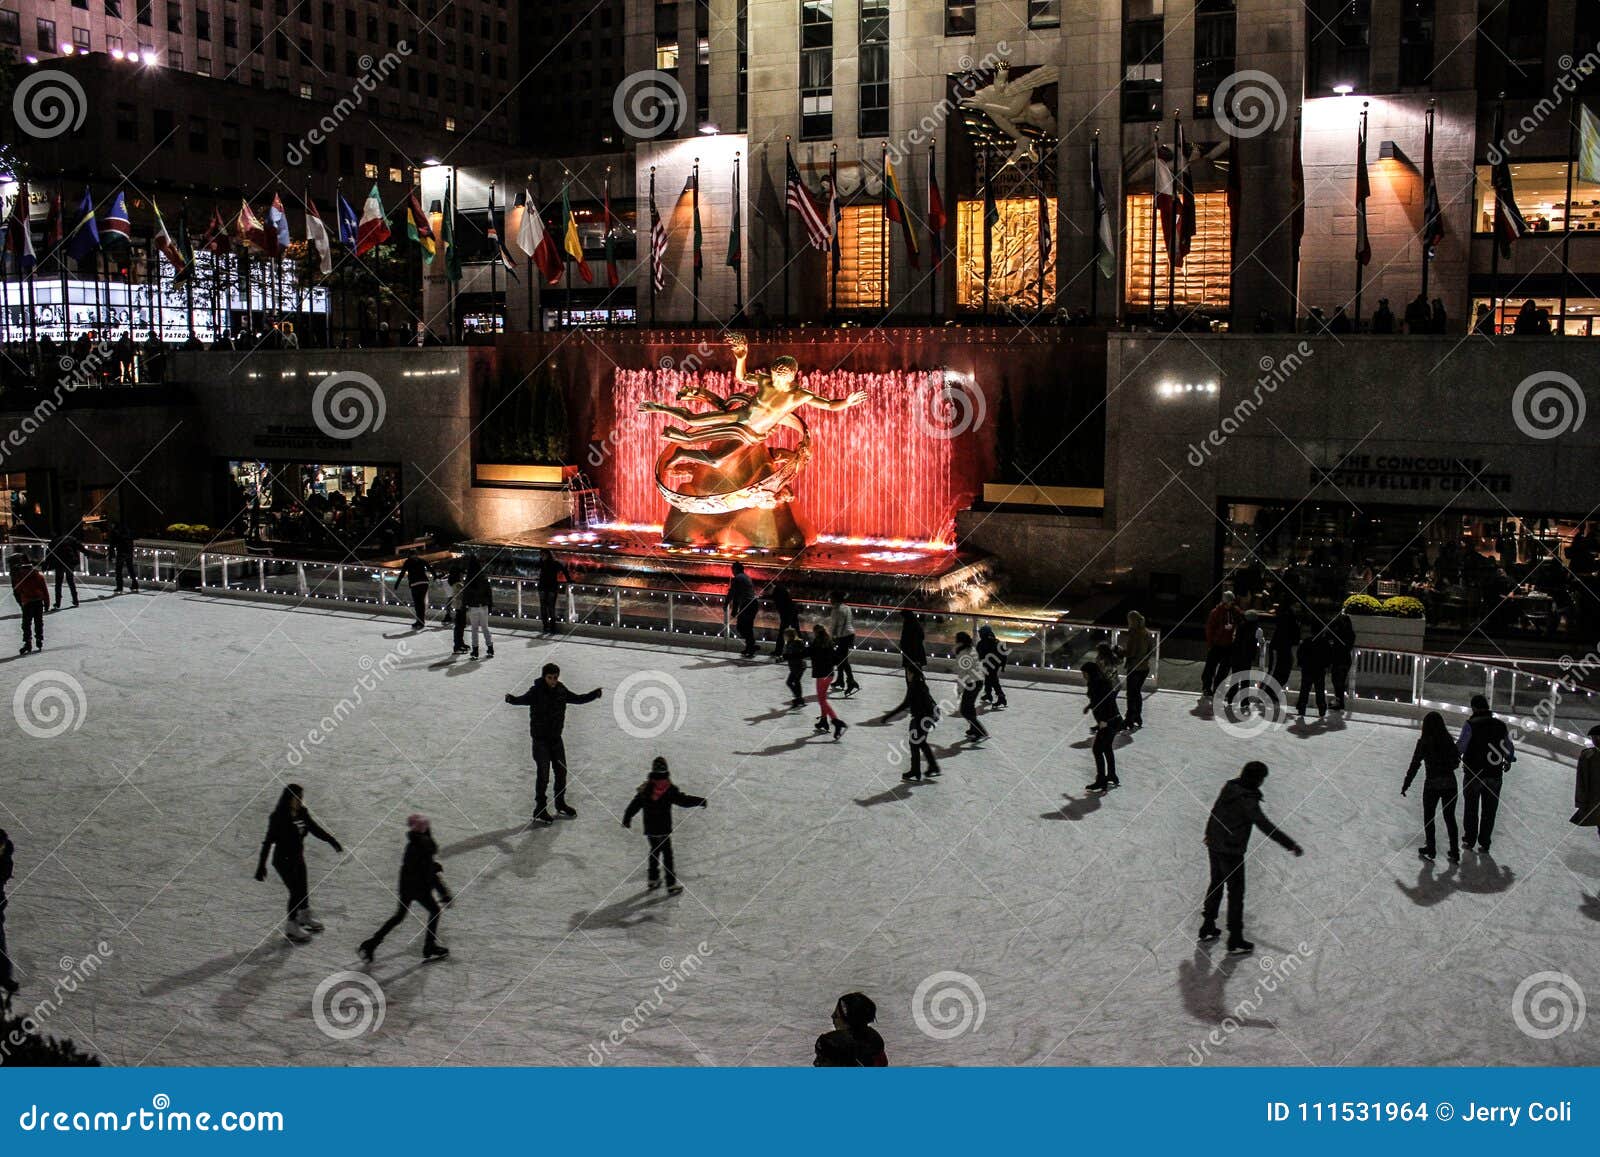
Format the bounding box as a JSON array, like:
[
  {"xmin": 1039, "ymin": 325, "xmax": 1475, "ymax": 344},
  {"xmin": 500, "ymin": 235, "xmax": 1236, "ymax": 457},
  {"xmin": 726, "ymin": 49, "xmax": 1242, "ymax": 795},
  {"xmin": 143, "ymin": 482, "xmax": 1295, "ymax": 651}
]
[
  {"xmin": 1403, "ymin": 710, "xmax": 1462, "ymax": 861},
  {"xmin": 809, "ymin": 624, "xmax": 846, "ymax": 738},
  {"xmin": 444, "ymin": 555, "xmax": 468, "ymax": 654},
  {"xmin": 1457, "ymin": 695, "xmax": 1515, "ymax": 854},
  {"xmin": 813, "ymin": 992, "xmax": 888, "ymax": 1067},
  {"xmin": 1266, "ymin": 601, "xmax": 1299, "ymax": 696},
  {"xmin": 254, "ymin": 784, "xmax": 343, "ymax": 942},
  {"xmin": 1295, "ymin": 630, "xmax": 1331, "ymax": 719},
  {"xmin": 1081, "ymin": 660, "xmax": 1123, "ymax": 790},
  {"xmin": 727, "ymin": 562, "xmax": 760, "ymax": 658},
  {"xmin": 108, "ymin": 523, "xmax": 139, "ymax": 593},
  {"xmin": 1327, "ymin": 611, "xmax": 1356, "ymax": 710},
  {"xmin": 392, "ymin": 552, "xmax": 433, "ymax": 629},
  {"xmin": 0, "ymin": 828, "xmax": 17, "ymax": 1003},
  {"xmin": 781, "ymin": 627, "xmax": 808, "ymax": 707},
  {"xmin": 506, "ymin": 663, "xmax": 603, "ymax": 823},
  {"xmin": 359, "ymin": 814, "xmax": 453, "ymax": 961},
  {"xmin": 462, "ymin": 555, "xmax": 495, "ymax": 660},
  {"xmin": 537, "ymin": 551, "xmax": 571, "ymax": 634},
  {"xmin": 46, "ymin": 529, "xmax": 81, "ymax": 610},
  {"xmin": 900, "ymin": 666, "xmax": 942, "ymax": 781},
  {"xmin": 881, "ymin": 610, "xmax": 929, "ymax": 721},
  {"xmin": 952, "ymin": 631, "xmax": 989, "ymax": 741},
  {"xmin": 622, "ymin": 758, "xmax": 707, "ymax": 894},
  {"xmin": 1200, "ymin": 762, "xmax": 1304, "ymax": 955},
  {"xmin": 769, "ymin": 582, "xmax": 800, "ymax": 660},
  {"xmin": 976, "ymin": 624, "xmax": 1009, "ymax": 708}
]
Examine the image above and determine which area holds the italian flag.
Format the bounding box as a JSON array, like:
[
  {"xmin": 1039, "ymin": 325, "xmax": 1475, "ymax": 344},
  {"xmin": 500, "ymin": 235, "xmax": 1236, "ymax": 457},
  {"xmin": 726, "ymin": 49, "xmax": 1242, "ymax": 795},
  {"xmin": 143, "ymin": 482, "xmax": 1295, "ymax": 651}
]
[{"xmin": 355, "ymin": 184, "xmax": 391, "ymax": 256}]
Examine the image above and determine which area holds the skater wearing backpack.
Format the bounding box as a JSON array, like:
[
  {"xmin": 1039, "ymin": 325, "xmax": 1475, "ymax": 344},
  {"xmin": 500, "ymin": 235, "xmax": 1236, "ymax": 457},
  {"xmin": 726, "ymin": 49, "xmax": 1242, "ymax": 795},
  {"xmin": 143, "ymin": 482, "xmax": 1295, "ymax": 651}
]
[
  {"xmin": 254, "ymin": 784, "xmax": 343, "ymax": 943},
  {"xmin": 622, "ymin": 758, "xmax": 707, "ymax": 895},
  {"xmin": 813, "ymin": 992, "xmax": 888, "ymax": 1067},
  {"xmin": 359, "ymin": 814, "xmax": 453, "ymax": 962}
]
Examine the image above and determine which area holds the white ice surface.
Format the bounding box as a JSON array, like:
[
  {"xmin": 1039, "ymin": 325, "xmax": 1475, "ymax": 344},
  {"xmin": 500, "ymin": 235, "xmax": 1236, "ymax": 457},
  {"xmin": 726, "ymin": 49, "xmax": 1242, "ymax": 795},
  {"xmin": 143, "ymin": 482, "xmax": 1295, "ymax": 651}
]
[{"xmin": 1, "ymin": 590, "xmax": 1597, "ymax": 1067}]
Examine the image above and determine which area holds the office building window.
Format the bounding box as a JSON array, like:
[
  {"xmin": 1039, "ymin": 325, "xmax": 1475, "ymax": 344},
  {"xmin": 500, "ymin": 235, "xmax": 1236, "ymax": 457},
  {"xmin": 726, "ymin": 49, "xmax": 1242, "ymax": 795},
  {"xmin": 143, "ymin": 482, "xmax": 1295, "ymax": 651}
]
[
  {"xmin": 945, "ymin": 0, "xmax": 973, "ymax": 35},
  {"xmin": 858, "ymin": 0, "xmax": 888, "ymax": 136},
  {"xmin": 0, "ymin": 8, "xmax": 17, "ymax": 45},
  {"xmin": 656, "ymin": 39, "xmax": 678, "ymax": 69},
  {"xmin": 1122, "ymin": 0, "xmax": 1163, "ymax": 121},
  {"xmin": 104, "ymin": 0, "xmax": 120, "ymax": 15},
  {"xmin": 189, "ymin": 116, "xmax": 208, "ymax": 152},
  {"xmin": 1398, "ymin": 0, "xmax": 1434, "ymax": 87},
  {"xmin": 388, "ymin": 166, "xmax": 404, "ymax": 184},
  {"xmin": 800, "ymin": 0, "xmax": 833, "ymax": 139},
  {"xmin": 736, "ymin": 0, "xmax": 748, "ymax": 130},
  {"xmin": 108, "ymin": 32, "xmax": 123, "ymax": 52},
  {"xmin": 1477, "ymin": 0, "xmax": 1545, "ymax": 99},
  {"xmin": 36, "ymin": 16, "xmax": 54, "ymax": 51},
  {"xmin": 1028, "ymin": 0, "xmax": 1058, "ymax": 27},
  {"xmin": 73, "ymin": 25, "xmax": 90, "ymax": 50},
  {"xmin": 166, "ymin": 1, "xmax": 180, "ymax": 31},
  {"xmin": 1306, "ymin": 0, "xmax": 1371, "ymax": 96},
  {"xmin": 196, "ymin": 53, "xmax": 210, "ymax": 74},
  {"xmin": 1193, "ymin": 0, "xmax": 1235, "ymax": 117},
  {"xmin": 168, "ymin": 47, "xmax": 181, "ymax": 67},
  {"xmin": 197, "ymin": 7, "xmax": 210, "ymax": 39},
  {"xmin": 136, "ymin": 0, "xmax": 151, "ymax": 25}
]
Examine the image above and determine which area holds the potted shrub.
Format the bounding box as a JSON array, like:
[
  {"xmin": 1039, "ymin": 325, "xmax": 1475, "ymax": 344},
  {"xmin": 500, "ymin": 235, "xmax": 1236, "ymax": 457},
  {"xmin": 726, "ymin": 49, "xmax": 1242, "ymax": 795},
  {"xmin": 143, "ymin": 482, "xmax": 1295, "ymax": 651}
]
[{"xmin": 1344, "ymin": 593, "xmax": 1428, "ymax": 652}]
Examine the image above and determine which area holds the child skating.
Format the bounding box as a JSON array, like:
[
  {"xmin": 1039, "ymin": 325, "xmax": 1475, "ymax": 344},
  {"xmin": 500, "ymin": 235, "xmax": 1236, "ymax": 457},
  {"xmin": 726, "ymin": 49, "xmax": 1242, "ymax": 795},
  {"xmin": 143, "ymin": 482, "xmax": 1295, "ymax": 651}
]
[
  {"xmin": 359, "ymin": 814, "xmax": 453, "ymax": 962},
  {"xmin": 621, "ymin": 758, "xmax": 707, "ymax": 895},
  {"xmin": 782, "ymin": 626, "xmax": 808, "ymax": 707}
]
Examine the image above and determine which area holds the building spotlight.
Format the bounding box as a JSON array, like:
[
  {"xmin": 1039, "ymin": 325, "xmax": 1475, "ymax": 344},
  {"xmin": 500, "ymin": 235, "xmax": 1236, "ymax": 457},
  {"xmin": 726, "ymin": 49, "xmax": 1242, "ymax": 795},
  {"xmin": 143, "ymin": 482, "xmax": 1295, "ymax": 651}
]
[
  {"xmin": 697, "ymin": 121, "xmax": 720, "ymax": 135},
  {"xmin": 1333, "ymin": 83, "xmax": 1354, "ymax": 96}
]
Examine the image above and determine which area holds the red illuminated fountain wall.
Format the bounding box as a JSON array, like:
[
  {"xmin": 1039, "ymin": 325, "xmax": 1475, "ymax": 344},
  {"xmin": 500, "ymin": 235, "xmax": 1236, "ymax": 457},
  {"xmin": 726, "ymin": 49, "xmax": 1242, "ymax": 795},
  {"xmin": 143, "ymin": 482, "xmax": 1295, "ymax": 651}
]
[{"xmin": 605, "ymin": 368, "xmax": 983, "ymax": 548}]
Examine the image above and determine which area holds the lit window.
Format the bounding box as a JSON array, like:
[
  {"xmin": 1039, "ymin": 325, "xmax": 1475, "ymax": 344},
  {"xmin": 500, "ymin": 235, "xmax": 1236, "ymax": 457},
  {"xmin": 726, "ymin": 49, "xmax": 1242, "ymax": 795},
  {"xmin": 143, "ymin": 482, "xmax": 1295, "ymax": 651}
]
[
  {"xmin": 444, "ymin": 116, "xmax": 456, "ymax": 131},
  {"xmin": 656, "ymin": 39, "xmax": 678, "ymax": 69},
  {"xmin": 955, "ymin": 197, "xmax": 1058, "ymax": 310},
  {"xmin": 1123, "ymin": 190, "xmax": 1233, "ymax": 311},
  {"xmin": 299, "ymin": 82, "xmax": 312, "ymax": 98},
  {"xmin": 1473, "ymin": 160, "xmax": 1600, "ymax": 235},
  {"xmin": 363, "ymin": 161, "xmax": 378, "ymax": 179},
  {"xmin": 832, "ymin": 204, "xmax": 886, "ymax": 310},
  {"xmin": 388, "ymin": 166, "xmax": 403, "ymax": 184}
]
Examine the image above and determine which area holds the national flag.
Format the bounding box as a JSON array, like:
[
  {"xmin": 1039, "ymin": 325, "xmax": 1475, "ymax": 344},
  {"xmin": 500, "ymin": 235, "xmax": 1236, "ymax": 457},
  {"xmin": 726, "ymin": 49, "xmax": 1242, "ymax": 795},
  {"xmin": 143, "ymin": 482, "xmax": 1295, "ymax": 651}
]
[
  {"xmin": 1491, "ymin": 103, "xmax": 1527, "ymax": 258},
  {"xmin": 827, "ymin": 157, "xmax": 841, "ymax": 276},
  {"xmin": 405, "ymin": 191, "xmax": 436, "ymax": 263},
  {"xmin": 43, "ymin": 192, "xmax": 62, "ymax": 251},
  {"xmin": 355, "ymin": 184, "xmax": 390, "ymax": 256},
  {"xmin": 236, "ymin": 199, "xmax": 267, "ymax": 252},
  {"xmin": 682, "ymin": 171, "xmax": 702, "ymax": 271},
  {"xmin": 64, "ymin": 187, "xmax": 100, "ymax": 263},
  {"xmin": 486, "ymin": 186, "xmax": 519, "ymax": 280},
  {"xmin": 882, "ymin": 155, "xmax": 919, "ymax": 268},
  {"xmin": 1038, "ymin": 184, "xmax": 1051, "ymax": 267},
  {"xmin": 561, "ymin": 184, "xmax": 593, "ymax": 282},
  {"xmin": 443, "ymin": 176, "xmax": 461, "ymax": 283},
  {"xmin": 151, "ymin": 198, "xmax": 186, "ymax": 275},
  {"xmin": 1172, "ymin": 115, "xmax": 1197, "ymax": 266},
  {"xmin": 1290, "ymin": 114, "xmax": 1305, "ymax": 260},
  {"xmin": 202, "ymin": 205, "xmax": 230, "ymax": 255},
  {"xmin": 724, "ymin": 167, "xmax": 740, "ymax": 271},
  {"xmin": 1155, "ymin": 142, "xmax": 1176, "ymax": 262},
  {"xmin": 927, "ymin": 151, "xmax": 947, "ymax": 269},
  {"xmin": 305, "ymin": 194, "xmax": 333, "ymax": 274},
  {"xmin": 519, "ymin": 189, "xmax": 563, "ymax": 285},
  {"xmin": 1090, "ymin": 136, "xmax": 1115, "ymax": 280},
  {"xmin": 101, "ymin": 191, "xmax": 132, "ymax": 245},
  {"xmin": 266, "ymin": 193, "xmax": 291, "ymax": 256},
  {"xmin": 648, "ymin": 186, "xmax": 667, "ymax": 293},
  {"xmin": 1355, "ymin": 114, "xmax": 1372, "ymax": 266},
  {"xmin": 5, "ymin": 183, "xmax": 36, "ymax": 274},
  {"xmin": 606, "ymin": 180, "xmax": 623, "ymax": 284},
  {"xmin": 785, "ymin": 146, "xmax": 829, "ymax": 249},
  {"xmin": 337, "ymin": 192, "xmax": 359, "ymax": 247},
  {"xmin": 1422, "ymin": 108, "xmax": 1444, "ymax": 259}
]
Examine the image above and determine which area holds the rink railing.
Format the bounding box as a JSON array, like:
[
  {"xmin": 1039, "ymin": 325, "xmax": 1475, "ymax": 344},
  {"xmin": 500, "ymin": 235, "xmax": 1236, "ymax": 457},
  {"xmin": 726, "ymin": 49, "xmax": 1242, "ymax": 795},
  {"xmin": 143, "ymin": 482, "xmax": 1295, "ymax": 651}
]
[
  {"xmin": 185, "ymin": 551, "xmax": 1161, "ymax": 686},
  {"xmin": 2, "ymin": 537, "xmax": 178, "ymax": 584}
]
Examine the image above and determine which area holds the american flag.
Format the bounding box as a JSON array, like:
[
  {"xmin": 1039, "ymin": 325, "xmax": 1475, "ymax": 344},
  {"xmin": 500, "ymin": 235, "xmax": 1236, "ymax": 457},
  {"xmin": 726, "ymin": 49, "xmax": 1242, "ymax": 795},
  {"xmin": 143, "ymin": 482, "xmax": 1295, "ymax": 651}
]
[
  {"xmin": 786, "ymin": 148, "xmax": 829, "ymax": 249},
  {"xmin": 650, "ymin": 192, "xmax": 668, "ymax": 292}
]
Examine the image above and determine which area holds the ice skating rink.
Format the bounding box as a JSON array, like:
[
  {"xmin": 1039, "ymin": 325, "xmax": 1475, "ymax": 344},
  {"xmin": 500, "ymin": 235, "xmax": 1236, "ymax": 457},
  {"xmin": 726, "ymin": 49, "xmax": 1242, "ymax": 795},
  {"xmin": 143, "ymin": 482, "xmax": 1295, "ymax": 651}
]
[{"xmin": 2, "ymin": 590, "xmax": 1597, "ymax": 1067}]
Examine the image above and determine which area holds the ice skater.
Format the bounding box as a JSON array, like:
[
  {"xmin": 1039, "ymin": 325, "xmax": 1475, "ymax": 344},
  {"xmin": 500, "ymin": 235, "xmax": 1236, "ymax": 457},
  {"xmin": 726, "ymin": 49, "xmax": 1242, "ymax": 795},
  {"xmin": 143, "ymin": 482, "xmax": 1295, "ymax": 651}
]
[
  {"xmin": 462, "ymin": 554, "xmax": 495, "ymax": 660},
  {"xmin": 1295, "ymin": 629, "xmax": 1331, "ymax": 719},
  {"xmin": 1081, "ymin": 659, "xmax": 1122, "ymax": 791},
  {"xmin": 1122, "ymin": 611, "xmax": 1154, "ymax": 730},
  {"xmin": 899, "ymin": 666, "xmax": 942, "ymax": 782},
  {"xmin": 882, "ymin": 610, "xmax": 928, "ymax": 720},
  {"xmin": 813, "ymin": 992, "xmax": 888, "ymax": 1067},
  {"xmin": 359, "ymin": 814, "xmax": 453, "ymax": 962},
  {"xmin": 392, "ymin": 551, "xmax": 433, "ymax": 629},
  {"xmin": 253, "ymin": 784, "xmax": 343, "ymax": 943},
  {"xmin": 1403, "ymin": 710, "xmax": 1462, "ymax": 862},
  {"xmin": 621, "ymin": 757, "xmax": 707, "ymax": 895},
  {"xmin": 1574, "ymin": 726, "xmax": 1600, "ymax": 839},
  {"xmin": 1225, "ymin": 609, "xmax": 1264, "ymax": 709},
  {"xmin": 781, "ymin": 627, "xmax": 808, "ymax": 707},
  {"xmin": 9, "ymin": 553, "xmax": 47, "ymax": 656},
  {"xmin": 953, "ymin": 631, "xmax": 988, "ymax": 741},
  {"xmin": 1266, "ymin": 599, "xmax": 1299, "ymax": 700},
  {"xmin": 809, "ymin": 624, "xmax": 847, "ymax": 738},
  {"xmin": 108, "ymin": 523, "xmax": 139, "ymax": 593},
  {"xmin": 727, "ymin": 562, "xmax": 760, "ymax": 659},
  {"xmin": 977, "ymin": 624, "xmax": 1009, "ymax": 708},
  {"xmin": 828, "ymin": 591, "xmax": 860, "ymax": 695},
  {"xmin": 1328, "ymin": 609, "xmax": 1356, "ymax": 710},
  {"xmin": 46, "ymin": 528, "xmax": 81, "ymax": 610},
  {"xmin": 537, "ymin": 550, "xmax": 570, "ymax": 634},
  {"xmin": 1458, "ymin": 694, "xmax": 1515, "ymax": 854},
  {"xmin": 1201, "ymin": 591, "xmax": 1241, "ymax": 696},
  {"xmin": 506, "ymin": 662, "xmax": 603, "ymax": 823},
  {"xmin": 444, "ymin": 555, "xmax": 468, "ymax": 654},
  {"xmin": 1199, "ymin": 761, "xmax": 1304, "ymax": 955},
  {"xmin": 769, "ymin": 581, "xmax": 800, "ymax": 660},
  {"xmin": 0, "ymin": 827, "xmax": 17, "ymax": 1007}
]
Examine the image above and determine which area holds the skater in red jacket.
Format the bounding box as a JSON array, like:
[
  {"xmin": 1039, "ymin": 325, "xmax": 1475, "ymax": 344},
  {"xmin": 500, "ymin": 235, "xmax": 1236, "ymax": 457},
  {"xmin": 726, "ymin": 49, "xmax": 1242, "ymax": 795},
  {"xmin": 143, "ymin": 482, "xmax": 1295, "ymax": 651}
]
[{"xmin": 9, "ymin": 553, "xmax": 48, "ymax": 655}]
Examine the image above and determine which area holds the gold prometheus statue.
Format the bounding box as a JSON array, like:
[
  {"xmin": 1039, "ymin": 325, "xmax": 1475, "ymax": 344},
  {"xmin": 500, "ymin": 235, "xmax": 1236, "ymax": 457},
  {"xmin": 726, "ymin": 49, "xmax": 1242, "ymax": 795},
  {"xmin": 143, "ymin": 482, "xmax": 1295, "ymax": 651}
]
[{"xmin": 639, "ymin": 333, "xmax": 867, "ymax": 549}]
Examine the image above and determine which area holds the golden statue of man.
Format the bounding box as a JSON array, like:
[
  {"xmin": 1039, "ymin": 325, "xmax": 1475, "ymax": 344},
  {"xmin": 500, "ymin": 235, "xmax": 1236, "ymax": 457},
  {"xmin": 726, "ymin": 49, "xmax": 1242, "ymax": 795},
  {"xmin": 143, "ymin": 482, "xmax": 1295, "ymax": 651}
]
[{"xmin": 641, "ymin": 333, "xmax": 867, "ymax": 471}]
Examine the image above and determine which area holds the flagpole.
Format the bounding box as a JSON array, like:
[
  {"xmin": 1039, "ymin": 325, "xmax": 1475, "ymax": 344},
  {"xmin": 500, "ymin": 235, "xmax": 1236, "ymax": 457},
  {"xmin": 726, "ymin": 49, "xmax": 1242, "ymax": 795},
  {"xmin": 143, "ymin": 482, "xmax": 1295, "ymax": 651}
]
[
  {"xmin": 1089, "ymin": 133, "xmax": 1100, "ymax": 323},
  {"xmin": 926, "ymin": 143, "xmax": 935, "ymax": 319},
  {"xmin": 1149, "ymin": 125, "xmax": 1159, "ymax": 322},
  {"xmin": 649, "ymin": 166, "xmax": 658, "ymax": 328},
  {"xmin": 982, "ymin": 148, "xmax": 991, "ymax": 317},
  {"xmin": 1560, "ymin": 87, "xmax": 1577, "ymax": 334},
  {"xmin": 732, "ymin": 151, "xmax": 743, "ymax": 314},
  {"xmin": 1490, "ymin": 95, "xmax": 1504, "ymax": 334},
  {"xmin": 1037, "ymin": 159, "xmax": 1046, "ymax": 314},
  {"xmin": 1167, "ymin": 111, "xmax": 1179, "ymax": 315},
  {"xmin": 488, "ymin": 179, "xmax": 499, "ymax": 329},
  {"xmin": 692, "ymin": 157, "xmax": 701, "ymax": 326},
  {"xmin": 1355, "ymin": 102, "xmax": 1368, "ymax": 330},
  {"xmin": 527, "ymin": 173, "xmax": 536, "ymax": 333},
  {"xmin": 449, "ymin": 168, "xmax": 460, "ymax": 342},
  {"xmin": 561, "ymin": 169, "xmax": 572, "ymax": 330},
  {"xmin": 1420, "ymin": 101, "xmax": 1433, "ymax": 307},
  {"xmin": 58, "ymin": 175, "xmax": 71, "ymax": 345},
  {"xmin": 784, "ymin": 136, "xmax": 792, "ymax": 321},
  {"xmin": 1291, "ymin": 108, "xmax": 1302, "ymax": 327},
  {"xmin": 183, "ymin": 199, "xmax": 195, "ymax": 341}
]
